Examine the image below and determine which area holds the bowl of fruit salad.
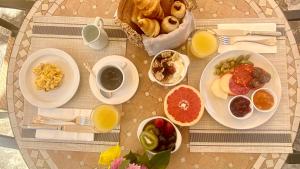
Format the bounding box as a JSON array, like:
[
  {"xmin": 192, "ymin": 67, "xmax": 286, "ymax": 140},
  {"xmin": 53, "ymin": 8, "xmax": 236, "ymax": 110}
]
[{"xmin": 137, "ymin": 116, "xmax": 182, "ymax": 155}]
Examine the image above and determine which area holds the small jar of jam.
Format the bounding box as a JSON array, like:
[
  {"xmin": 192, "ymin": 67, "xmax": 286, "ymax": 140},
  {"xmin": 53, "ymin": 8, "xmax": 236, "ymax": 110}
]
[
  {"xmin": 228, "ymin": 95, "xmax": 253, "ymax": 119},
  {"xmin": 252, "ymin": 88, "xmax": 276, "ymax": 112}
]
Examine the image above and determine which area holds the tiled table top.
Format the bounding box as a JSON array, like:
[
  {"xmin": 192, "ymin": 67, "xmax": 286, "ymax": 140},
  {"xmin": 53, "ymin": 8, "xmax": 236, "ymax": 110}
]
[{"xmin": 6, "ymin": 0, "xmax": 300, "ymax": 169}]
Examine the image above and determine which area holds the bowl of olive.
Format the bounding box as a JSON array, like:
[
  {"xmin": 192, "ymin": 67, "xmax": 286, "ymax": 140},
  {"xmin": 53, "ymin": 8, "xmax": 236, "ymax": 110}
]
[{"xmin": 137, "ymin": 116, "xmax": 182, "ymax": 155}]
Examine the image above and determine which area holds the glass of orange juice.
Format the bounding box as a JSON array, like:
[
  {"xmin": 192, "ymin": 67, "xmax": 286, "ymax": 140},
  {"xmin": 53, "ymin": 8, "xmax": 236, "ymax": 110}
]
[
  {"xmin": 91, "ymin": 105, "xmax": 119, "ymax": 133},
  {"xmin": 190, "ymin": 30, "xmax": 218, "ymax": 58}
]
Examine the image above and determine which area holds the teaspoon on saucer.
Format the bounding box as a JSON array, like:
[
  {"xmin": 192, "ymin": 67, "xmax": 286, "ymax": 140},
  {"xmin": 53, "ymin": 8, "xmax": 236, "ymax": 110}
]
[{"xmin": 83, "ymin": 62, "xmax": 112, "ymax": 98}]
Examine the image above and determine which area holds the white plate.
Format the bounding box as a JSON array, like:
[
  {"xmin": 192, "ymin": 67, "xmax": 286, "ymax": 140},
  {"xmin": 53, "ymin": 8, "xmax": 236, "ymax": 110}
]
[
  {"xmin": 89, "ymin": 55, "xmax": 139, "ymax": 104},
  {"xmin": 19, "ymin": 48, "xmax": 80, "ymax": 108},
  {"xmin": 199, "ymin": 50, "xmax": 281, "ymax": 129}
]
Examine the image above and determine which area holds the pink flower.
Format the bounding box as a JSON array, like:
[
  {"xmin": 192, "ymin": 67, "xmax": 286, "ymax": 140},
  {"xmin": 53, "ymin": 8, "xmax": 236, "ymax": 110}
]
[
  {"xmin": 126, "ymin": 164, "xmax": 148, "ymax": 169},
  {"xmin": 140, "ymin": 165, "xmax": 148, "ymax": 169},
  {"xmin": 110, "ymin": 157, "xmax": 124, "ymax": 169}
]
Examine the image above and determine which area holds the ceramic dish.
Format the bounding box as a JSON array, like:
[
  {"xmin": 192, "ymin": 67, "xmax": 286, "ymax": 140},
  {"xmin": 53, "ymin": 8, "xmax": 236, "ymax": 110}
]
[
  {"xmin": 251, "ymin": 88, "xmax": 278, "ymax": 113},
  {"xmin": 137, "ymin": 116, "xmax": 182, "ymax": 155},
  {"xmin": 228, "ymin": 95, "xmax": 254, "ymax": 120},
  {"xmin": 89, "ymin": 55, "xmax": 139, "ymax": 104},
  {"xmin": 148, "ymin": 50, "xmax": 190, "ymax": 87},
  {"xmin": 19, "ymin": 48, "xmax": 80, "ymax": 108},
  {"xmin": 199, "ymin": 50, "xmax": 281, "ymax": 129}
]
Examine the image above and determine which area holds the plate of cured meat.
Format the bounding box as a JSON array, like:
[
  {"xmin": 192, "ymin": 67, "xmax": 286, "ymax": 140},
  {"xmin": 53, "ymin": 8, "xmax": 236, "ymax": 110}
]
[{"xmin": 200, "ymin": 50, "xmax": 281, "ymax": 129}]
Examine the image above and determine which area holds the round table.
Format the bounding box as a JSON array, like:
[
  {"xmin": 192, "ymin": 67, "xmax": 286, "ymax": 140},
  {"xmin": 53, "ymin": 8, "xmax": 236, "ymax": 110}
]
[{"xmin": 7, "ymin": 0, "xmax": 300, "ymax": 169}]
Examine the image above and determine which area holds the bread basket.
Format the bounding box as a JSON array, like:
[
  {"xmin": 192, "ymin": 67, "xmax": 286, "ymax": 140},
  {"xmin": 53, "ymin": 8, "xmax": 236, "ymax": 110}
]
[{"xmin": 115, "ymin": 0, "xmax": 196, "ymax": 56}]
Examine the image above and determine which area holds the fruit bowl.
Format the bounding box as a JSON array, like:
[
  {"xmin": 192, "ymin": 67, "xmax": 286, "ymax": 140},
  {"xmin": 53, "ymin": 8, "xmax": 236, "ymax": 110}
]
[{"xmin": 137, "ymin": 116, "xmax": 182, "ymax": 155}]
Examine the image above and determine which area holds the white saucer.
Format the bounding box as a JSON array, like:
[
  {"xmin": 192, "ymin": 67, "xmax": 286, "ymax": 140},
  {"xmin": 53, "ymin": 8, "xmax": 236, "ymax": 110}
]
[{"xmin": 89, "ymin": 55, "xmax": 139, "ymax": 104}]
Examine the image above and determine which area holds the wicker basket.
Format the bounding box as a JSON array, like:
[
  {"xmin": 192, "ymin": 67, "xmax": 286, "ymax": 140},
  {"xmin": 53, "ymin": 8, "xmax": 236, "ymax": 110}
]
[{"xmin": 115, "ymin": 0, "xmax": 197, "ymax": 50}]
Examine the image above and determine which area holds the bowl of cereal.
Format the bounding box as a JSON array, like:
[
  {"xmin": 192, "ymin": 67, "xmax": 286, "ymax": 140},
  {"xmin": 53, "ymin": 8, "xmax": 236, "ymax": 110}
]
[{"xmin": 19, "ymin": 48, "xmax": 80, "ymax": 108}]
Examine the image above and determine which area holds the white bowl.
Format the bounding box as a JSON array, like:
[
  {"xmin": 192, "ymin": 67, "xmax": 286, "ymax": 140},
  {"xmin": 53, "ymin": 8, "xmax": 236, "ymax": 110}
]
[
  {"xmin": 251, "ymin": 88, "xmax": 278, "ymax": 113},
  {"xmin": 136, "ymin": 116, "xmax": 182, "ymax": 155},
  {"xmin": 148, "ymin": 50, "xmax": 190, "ymax": 87},
  {"xmin": 228, "ymin": 95, "xmax": 254, "ymax": 120}
]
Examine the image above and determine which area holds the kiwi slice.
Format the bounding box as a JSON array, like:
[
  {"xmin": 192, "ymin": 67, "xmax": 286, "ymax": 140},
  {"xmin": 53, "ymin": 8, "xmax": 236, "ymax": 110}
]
[
  {"xmin": 139, "ymin": 131, "xmax": 158, "ymax": 151},
  {"xmin": 144, "ymin": 124, "xmax": 160, "ymax": 136}
]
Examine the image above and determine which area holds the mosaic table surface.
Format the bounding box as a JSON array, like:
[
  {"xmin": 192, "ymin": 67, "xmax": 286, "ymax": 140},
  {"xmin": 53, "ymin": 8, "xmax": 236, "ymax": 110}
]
[{"xmin": 6, "ymin": 0, "xmax": 300, "ymax": 169}]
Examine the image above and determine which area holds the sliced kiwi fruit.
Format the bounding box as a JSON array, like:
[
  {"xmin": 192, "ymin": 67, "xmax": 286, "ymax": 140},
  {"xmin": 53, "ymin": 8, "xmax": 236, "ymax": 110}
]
[
  {"xmin": 144, "ymin": 124, "xmax": 160, "ymax": 136},
  {"xmin": 139, "ymin": 131, "xmax": 158, "ymax": 151}
]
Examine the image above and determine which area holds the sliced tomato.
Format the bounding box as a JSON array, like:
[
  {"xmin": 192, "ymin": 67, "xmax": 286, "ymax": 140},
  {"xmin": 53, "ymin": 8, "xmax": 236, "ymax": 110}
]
[
  {"xmin": 229, "ymin": 78, "xmax": 250, "ymax": 95},
  {"xmin": 232, "ymin": 64, "xmax": 254, "ymax": 87}
]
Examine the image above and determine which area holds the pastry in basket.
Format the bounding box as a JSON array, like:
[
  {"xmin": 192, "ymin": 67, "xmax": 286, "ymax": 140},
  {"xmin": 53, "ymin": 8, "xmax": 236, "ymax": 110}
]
[
  {"xmin": 137, "ymin": 18, "xmax": 160, "ymax": 37},
  {"xmin": 131, "ymin": 7, "xmax": 144, "ymax": 25},
  {"xmin": 133, "ymin": 0, "xmax": 164, "ymax": 20},
  {"xmin": 171, "ymin": 1, "xmax": 186, "ymax": 19},
  {"xmin": 160, "ymin": 0, "xmax": 174, "ymax": 16},
  {"xmin": 161, "ymin": 16, "xmax": 179, "ymax": 33}
]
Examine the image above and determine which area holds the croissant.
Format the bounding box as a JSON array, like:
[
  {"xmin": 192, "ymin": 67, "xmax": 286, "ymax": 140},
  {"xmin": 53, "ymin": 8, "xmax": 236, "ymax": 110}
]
[
  {"xmin": 161, "ymin": 16, "xmax": 179, "ymax": 33},
  {"xmin": 134, "ymin": 0, "xmax": 164, "ymax": 20},
  {"xmin": 171, "ymin": 1, "xmax": 186, "ymax": 19},
  {"xmin": 137, "ymin": 18, "xmax": 160, "ymax": 37},
  {"xmin": 131, "ymin": 7, "xmax": 143, "ymax": 25}
]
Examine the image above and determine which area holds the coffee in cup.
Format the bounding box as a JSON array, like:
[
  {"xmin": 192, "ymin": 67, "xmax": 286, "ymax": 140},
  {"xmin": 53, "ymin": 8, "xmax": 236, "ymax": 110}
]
[{"xmin": 96, "ymin": 62, "xmax": 126, "ymax": 96}]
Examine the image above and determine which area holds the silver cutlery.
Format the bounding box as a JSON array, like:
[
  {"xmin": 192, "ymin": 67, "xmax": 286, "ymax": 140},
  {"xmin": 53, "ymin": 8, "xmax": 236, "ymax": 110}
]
[
  {"xmin": 32, "ymin": 115, "xmax": 91, "ymax": 126},
  {"xmin": 212, "ymin": 29, "xmax": 282, "ymax": 37},
  {"xmin": 23, "ymin": 124, "xmax": 96, "ymax": 133},
  {"xmin": 83, "ymin": 62, "xmax": 112, "ymax": 98},
  {"xmin": 219, "ymin": 36, "xmax": 277, "ymax": 46}
]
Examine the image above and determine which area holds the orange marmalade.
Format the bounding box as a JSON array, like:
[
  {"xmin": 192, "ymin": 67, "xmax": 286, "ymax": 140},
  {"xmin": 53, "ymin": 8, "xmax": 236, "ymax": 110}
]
[{"xmin": 253, "ymin": 90, "xmax": 274, "ymax": 110}]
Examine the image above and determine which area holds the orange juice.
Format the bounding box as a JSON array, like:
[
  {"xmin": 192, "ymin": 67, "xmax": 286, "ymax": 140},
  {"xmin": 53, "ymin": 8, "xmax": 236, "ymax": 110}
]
[
  {"xmin": 91, "ymin": 105, "xmax": 119, "ymax": 132},
  {"xmin": 190, "ymin": 31, "xmax": 218, "ymax": 58}
]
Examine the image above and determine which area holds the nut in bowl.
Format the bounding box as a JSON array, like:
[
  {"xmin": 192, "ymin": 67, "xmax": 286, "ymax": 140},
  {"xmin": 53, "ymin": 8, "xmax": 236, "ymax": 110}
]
[
  {"xmin": 137, "ymin": 116, "xmax": 182, "ymax": 155},
  {"xmin": 228, "ymin": 95, "xmax": 254, "ymax": 120},
  {"xmin": 251, "ymin": 88, "xmax": 277, "ymax": 113},
  {"xmin": 148, "ymin": 50, "xmax": 190, "ymax": 86}
]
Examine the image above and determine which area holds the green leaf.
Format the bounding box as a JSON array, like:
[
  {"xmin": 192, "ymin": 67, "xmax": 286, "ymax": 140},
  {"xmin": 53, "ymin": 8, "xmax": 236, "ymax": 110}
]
[
  {"xmin": 124, "ymin": 151, "xmax": 138, "ymax": 163},
  {"xmin": 137, "ymin": 153, "xmax": 150, "ymax": 167},
  {"xmin": 119, "ymin": 160, "xmax": 130, "ymax": 169},
  {"xmin": 149, "ymin": 151, "xmax": 171, "ymax": 169}
]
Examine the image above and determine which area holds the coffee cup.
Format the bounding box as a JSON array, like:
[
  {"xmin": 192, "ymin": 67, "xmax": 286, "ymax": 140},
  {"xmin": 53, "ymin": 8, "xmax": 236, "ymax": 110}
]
[
  {"xmin": 82, "ymin": 17, "xmax": 108, "ymax": 50},
  {"xmin": 96, "ymin": 62, "xmax": 127, "ymax": 97}
]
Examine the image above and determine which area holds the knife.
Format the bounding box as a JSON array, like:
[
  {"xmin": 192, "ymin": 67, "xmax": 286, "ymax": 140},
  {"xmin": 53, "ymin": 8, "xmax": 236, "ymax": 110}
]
[
  {"xmin": 212, "ymin": 29, "xmax": 282, "ymax": 37},
  {"xmin": 23, "ymin": 124, "xmax": 96, "ymax": 133}
]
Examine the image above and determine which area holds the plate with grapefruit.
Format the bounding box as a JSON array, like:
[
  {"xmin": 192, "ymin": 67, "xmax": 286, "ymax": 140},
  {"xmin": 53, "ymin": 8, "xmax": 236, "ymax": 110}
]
[{"xmin": 200, "ymin": 50, "xmax": 281, "ymax": 129}]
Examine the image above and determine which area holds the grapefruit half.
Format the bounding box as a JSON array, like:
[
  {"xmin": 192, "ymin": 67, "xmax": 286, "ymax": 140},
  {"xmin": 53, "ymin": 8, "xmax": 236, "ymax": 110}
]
[{"xmin": 164, "ymin": 85, "xmax": 205, "ymax": 126}]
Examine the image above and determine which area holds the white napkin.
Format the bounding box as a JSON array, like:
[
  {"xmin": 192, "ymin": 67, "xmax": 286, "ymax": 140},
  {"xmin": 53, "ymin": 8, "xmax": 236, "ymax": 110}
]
[
  {"xmin": 217, "ymin": 23, "xmax": 277, "ymax": 53},
  {"xmin": 35, "ymin": 108, "xmax": 94, "ymax": 141},
  {"xmin": 143, "ymin": 11, "xmax": 195, "ymax": 56}
]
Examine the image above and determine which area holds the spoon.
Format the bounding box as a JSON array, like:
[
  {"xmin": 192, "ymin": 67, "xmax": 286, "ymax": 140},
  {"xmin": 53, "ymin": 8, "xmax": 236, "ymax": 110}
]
[{"xmin": 83, "ymin": 62, "xmax": 112, "ymax": 98}]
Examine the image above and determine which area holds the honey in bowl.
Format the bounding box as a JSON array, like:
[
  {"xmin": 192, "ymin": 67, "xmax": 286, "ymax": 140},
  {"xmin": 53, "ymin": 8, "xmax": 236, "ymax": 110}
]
[
  {"xmin": 91, "ymin": 105, "xmax": 119, "ymax": 132},
  {"xmin": 190, "ymin": 31, "xmax": 218, "ymax": 58},
  {"xmin": 253, "ymin": 89, "xmax": 274, "ymax": 111}
]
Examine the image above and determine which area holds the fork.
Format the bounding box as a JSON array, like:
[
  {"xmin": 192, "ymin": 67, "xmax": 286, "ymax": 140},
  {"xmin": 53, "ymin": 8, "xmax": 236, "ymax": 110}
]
[
  {"xmin": 32, "ymin": 115, "xmax": 92, "ymax": 126},
  {"xmin": 219, "ymin": 36, "xmax": 277, "ymax": 46}
]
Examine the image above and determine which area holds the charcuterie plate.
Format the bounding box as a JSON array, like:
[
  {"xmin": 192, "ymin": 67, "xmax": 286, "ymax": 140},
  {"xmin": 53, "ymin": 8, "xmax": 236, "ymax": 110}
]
[{"xmin": 199, "ymin": 50, "xmax": 281, "ymax": 129}]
